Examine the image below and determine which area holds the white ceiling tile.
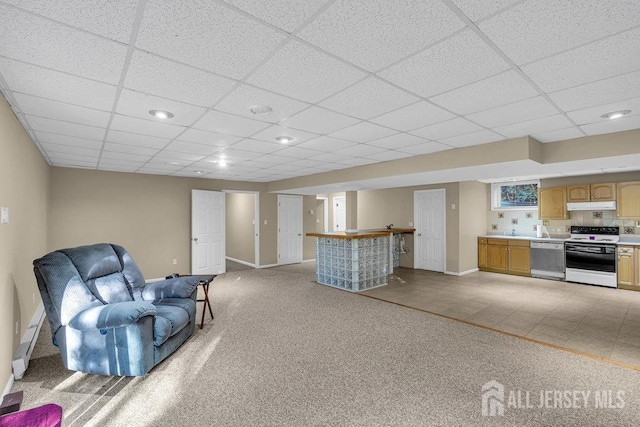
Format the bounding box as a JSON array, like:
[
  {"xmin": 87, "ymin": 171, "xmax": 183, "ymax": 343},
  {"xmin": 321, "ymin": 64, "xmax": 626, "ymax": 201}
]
[
  {"xmin": 215, "ymin": 84, "xmax": 310, "ymax": 123},
  {"xmin": 98, "ymin": 157, "xmax": 146, "ymax": 167},
  {"xmin": 222, "ymin": 0, "xmax": 330, "ymax": 32},
  {"xmin": 297, "ymin": 0, "xmax": 464, "ymax": 71},
  {"xmin": 280, "ymin": 106, "xmax": 360, "ymax": 135},
  {"xmin": 398, "ymin": 141, "xmax": 452, "ymax": 155},
  {"xmin": 531, "ymin": 127, "xmax": 585, "ymax": 143},
  {"xmin": 210, "ymin": 148, "xmax": 261, "ymax": 161},
  {"xmin": 35, "ymin": 131, "xmax": 104, "ymax": 149},
  {"xmin": 264, "ymin": 164, "xmax": 303, "ymax": 172},
  {"xmin": 100, "ymin": 151, "xmax": 151, "ymax": 162},
  {"xmin": 364, "ymin": 150, "xmax": 414, "ymax": 161},
  {"xmin": 335, "ymin": 144, "xmax": 387, "ymax": 157},
  {"xmin": 99, "ymin": 163, "xmax": 141, "ymax": 172},
  {"xmin": 12, "ymin": 93, "xmax": 111, "ymax": 128},
  {"xmin": 409, "ymin": 117, "xmax": 483, "ymax": 140},
  {"xmin": 116, "ymin": 89, "xmax": 207, "ymax": 126},
  {"xmin": 549, "ymin": 70, "xmax": 640, "ymax": 111},
  {"xmin": 329, "ymin": 122, "xmax": 397, "ymax": 143},
  {"xmin": 106, "ymin": 130, "xmax": 171, "ymax": 149},
  {"xmin": 50, "ymin": 159, "xmax": 97, "ymax": 168},
  {"xmin": 337, "ymin": 157, "xmax": 380, "ymax": 167},
  {"xmin": 192, "ymin": 110, "xmax": 270, "ymax": 137},
  {"xmin": 103, "ymin": 142, "xmax": 159, "ymax": 156},
  {"xmin": 0, "ymin": 57, "xmax": 117, "ymax": 110},
  {"xmin": 150, "ymin": 151, "xmax": 206, "ymax": 163},
  {"xmin": 523, "ymin": 26, "xmax": 640, "ymax": 93},
  {"xmin": 0, "ymin": 5, "xmax": 127, "ymax": 84},
  {"xmin": 430, "ymin": 71, "xmax": 539, "ymax": 115},
  {"xmin": 138, "ymin": 166, "xmax": 178, "ymax": 174},
  {"xmin": 124, "ymin": 50, "xmax": 237, "ymax": 107},
  {"xmin": 178, "ymin": 128, "xmax": 242, "ymax": 147},
  {"xmin": 365, "ymin": 133, "xmax": 431, "ymax": 149},
  {"xmin": 26, "ymin": 115, "xmax": 106, "ymax": 140},
  {"xmin": 236, "ymin": 159, "xmax": 276, "ymax": 169},
  {"xmin": 480, "ymin": 0, "xmax": 640, "ymax": 65},
  {"xmin": 163, "ymin": 140, "xmax": 220, "ymax": 156},
  {"xmin": 580, "ymin": 115, "xmax": 640, "ymax": 135},
  {"xmin": 466, "ymin": 96, "xmax": 559, "ymax": 128},
  {"xmin": 370, "ymin": 101, "xmax": 456, "ymax": 132},
  {"xmin": 110, "ymin": 114, "xmax": 185, "ymax": 139},
  {"xmin": 39, "ymin": 142, "xmax": 100, "ymax": 158},
  {"xmin": 250, "ymin": 125, "xmax": 319, "ymax": 145},
  {"xmin": 380, "ymin": 30, "xmax": 510, "ymax": 98},
  {"xmin": 137, "ymin": 0, "xmax": 285, "ymax": 80},
  {"xmin": 493, "ymin": 114, "xmax": 575, "ymax": 138},
  {"xmin": 227, "ymin": 138, "xmax": 284, "ymax": 154},
  {"xmin": 275, "ymin": 146, "xmax": 323, "ymax": 159},
  {"xmin": 253, "ymin": 153, "xmax": 297, "ymax": 165},
  {"xmin": 2, "ymin": 0, "xmax": 138, "ymax": 43},
  {"xmin": 568, "ymin": 97, "xmax": 640, "ymax": 125},
  {"xmin": 295, "ymin": 136, "xmax": 357, "ymax": 152},
  {"xmin": 319, "ymin": 77, "xmax": 418, "ymax": 120},
  {"xmin": 247, "ymin": 40, "xmax": 366, "ymax": 103},
  {"xmin": 438, "ymin": 129, "xmax": 504, "ymax": 148},
  {"xmin": 48, "ymin": 152, "xmax": 99, "ymax": 163},
  {"xmin": 289, "ymin": 159, "xmax": 325, "ymax": 168},
  {"xmin": 450, "ymin": 0, "xmax": 521, "ymax": 22},
  {"xmin": 309, "ymin": 152, "xmax": 355, "ymax": 164}
]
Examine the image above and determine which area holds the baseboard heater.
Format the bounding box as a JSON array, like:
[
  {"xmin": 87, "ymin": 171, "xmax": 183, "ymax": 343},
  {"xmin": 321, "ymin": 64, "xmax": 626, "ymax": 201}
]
[{"xmin": 12, "ymin": 302, "xmax": 45, "ymax": 380}]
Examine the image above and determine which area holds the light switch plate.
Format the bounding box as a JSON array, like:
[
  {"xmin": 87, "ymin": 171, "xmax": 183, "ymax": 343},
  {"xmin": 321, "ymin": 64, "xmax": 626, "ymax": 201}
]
[{"xmin": 1, "ymin": 207, "xmax": 8, "ymax": 224}]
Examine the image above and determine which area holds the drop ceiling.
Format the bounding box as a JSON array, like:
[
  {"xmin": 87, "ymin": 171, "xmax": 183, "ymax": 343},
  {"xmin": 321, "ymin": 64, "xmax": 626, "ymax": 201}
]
[{"xmin": 1, "ymin": 0, "xmax": 640, "ymax": 189}]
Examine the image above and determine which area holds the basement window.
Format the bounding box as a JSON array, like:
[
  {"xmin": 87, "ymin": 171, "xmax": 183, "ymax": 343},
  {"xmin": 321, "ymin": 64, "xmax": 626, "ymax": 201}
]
[{"xmin": 491, "ymin": 180, "xmax": 539, "ymax": 210}]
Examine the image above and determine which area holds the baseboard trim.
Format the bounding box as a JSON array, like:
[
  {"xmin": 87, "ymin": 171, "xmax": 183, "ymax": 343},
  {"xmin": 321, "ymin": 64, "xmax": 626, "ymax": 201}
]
[
  {"xmin": 3, "ymin": 374, "xmax": 14, "ymax": 398},
  {"xmin": 302, "ymin": 258, "xmax": 316, "ymax": 263},
  {"xmin": 225, "ymin": 256, "xmax": 255, "ymax": 268},
  {"xmin": 445, "ymin": 268, "xmax": 479, "ymax": 276},
  {"xmin": 12, "ymin": 301, "xmax": 45, "ymax": 380},
  {"xmin": 259, "ymin": 263, "xmax": 278, "ymax": 269}
]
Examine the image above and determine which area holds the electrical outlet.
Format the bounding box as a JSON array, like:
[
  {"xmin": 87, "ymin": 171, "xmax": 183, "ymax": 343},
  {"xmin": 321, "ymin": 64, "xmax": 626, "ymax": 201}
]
[
  {"xmin": 543, "ymin": 220, "xmax": 550, "ymax": 226},
  {"xmin": 408, "ymin": 221, "xmax": 413, "ymax": 227},
  {"xmin": 172, "ymin": 259, "xmax": 177, "ymax": 265},
  {"xmin": 1, "ymin": 207, "xmax": 8, "ymax": 224},
  {"xmin": 636, "ymin": 221, "xmax": 640, "ymax": 227},
  {"xmin": 264, "ymin": 220, "xmax": 268, "ymax": 225}
]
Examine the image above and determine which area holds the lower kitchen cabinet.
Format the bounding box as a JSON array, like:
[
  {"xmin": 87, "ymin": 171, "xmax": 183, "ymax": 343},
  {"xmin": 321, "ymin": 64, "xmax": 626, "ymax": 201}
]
[
  {"xmin": 478, "ymin": 238, "xmax": 531, "ymax": 277},
  {"xmin": 617, "ymin": 246, "xmax": 640, "ymax": 290}
]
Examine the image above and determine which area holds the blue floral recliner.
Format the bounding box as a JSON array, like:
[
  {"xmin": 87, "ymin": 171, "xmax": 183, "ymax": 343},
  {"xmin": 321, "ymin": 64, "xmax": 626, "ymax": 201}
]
[{"xmin": 33, "ymin": 243, "xmax": 199, "ymax": 376}]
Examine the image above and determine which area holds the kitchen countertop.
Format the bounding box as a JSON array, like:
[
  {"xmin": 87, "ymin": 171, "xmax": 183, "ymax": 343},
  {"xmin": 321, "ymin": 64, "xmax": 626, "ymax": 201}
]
[
  {"xmin": 307, "ymin": 228, "xmax": 415, "ymax": 239},
  {"xmin": 480, "ymin": 234, "xmax": 640, "ymax": 245}
]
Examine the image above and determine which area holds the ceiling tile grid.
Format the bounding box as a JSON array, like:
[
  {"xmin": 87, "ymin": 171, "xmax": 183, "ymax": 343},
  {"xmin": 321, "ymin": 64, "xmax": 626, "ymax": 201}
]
[{"xmin": 0, "ymin": 0, "xmax": 639, "ymax": 186}]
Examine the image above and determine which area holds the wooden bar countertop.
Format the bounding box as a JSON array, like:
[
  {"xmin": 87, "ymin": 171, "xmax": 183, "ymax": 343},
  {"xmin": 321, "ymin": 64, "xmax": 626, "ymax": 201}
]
[{"xmin": 306, "ymin": 228, "xmax": 415, "ymax": 239}]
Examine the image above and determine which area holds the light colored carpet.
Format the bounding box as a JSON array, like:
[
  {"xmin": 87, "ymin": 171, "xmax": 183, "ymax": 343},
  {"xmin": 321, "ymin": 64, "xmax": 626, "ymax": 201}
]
[{"xmin": 12, "ymin": 263, "xmax": 640, "ymax": 426}]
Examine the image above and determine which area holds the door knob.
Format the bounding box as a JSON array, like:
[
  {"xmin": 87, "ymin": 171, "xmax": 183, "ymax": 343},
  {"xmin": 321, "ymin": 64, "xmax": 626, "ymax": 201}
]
[
  {"xmin": 418, "ymin": 233, "xmax": 422, "ymax": 236},
  {"xmin": 193, "ymin": 237, "xmax": 198, "ymax": 242},
  {"xmin": 298, "ymin": 233, "xmax": 301, "ymax": 236}
]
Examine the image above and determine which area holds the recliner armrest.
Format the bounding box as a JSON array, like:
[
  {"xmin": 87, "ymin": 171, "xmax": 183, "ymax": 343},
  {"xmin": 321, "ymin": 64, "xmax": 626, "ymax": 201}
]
[
  {"xmin": 141, "ymin": 276, "xmax": 199, "ymax": 300},
  {"xmin": 68, "ymin": 301, "xmax": 157, "ymax": 331}
]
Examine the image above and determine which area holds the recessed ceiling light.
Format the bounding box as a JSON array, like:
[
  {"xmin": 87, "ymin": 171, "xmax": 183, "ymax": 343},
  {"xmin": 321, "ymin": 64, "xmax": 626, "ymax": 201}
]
[
  {"xmin": 250, "ymin": 104, "xmax": 273, "ymax": 115},
  {"xmin": 276, "ymin": 136, "xmax": 293, "ymax": 144},
  {"xmin": 149, "ymin": 109, "xmax": 174, "ymax": 119},
  {"xmin": 600, "ymin": 110, "xmax": 631, "ymax": 120},
  {"xmin": 166, "ymin": 161, "xmax": 180, "ymax": 166},
  {"xmin": 219, "ymin": 159, "xmax": 227, "ymax": 167},
  {"xmin": 194, "ymin": 170, "xmax": 203, "ymax": 174}
]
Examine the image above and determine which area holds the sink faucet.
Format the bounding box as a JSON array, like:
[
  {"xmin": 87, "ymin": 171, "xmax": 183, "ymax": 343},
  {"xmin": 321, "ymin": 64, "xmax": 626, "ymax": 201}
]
[
  {"xmin": 511, "ymin": 228, "xmax": 516, "ymax": 236},
  {"xmin": 386, "ymin": 224, "xmax": 393, "ymax": 230}
]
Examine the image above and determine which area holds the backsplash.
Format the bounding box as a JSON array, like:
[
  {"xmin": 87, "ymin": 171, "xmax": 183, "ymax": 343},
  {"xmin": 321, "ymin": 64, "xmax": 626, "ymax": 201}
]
[{"xmin": 488, "ymin": 210, "xmax": 639, "ymax": 236}]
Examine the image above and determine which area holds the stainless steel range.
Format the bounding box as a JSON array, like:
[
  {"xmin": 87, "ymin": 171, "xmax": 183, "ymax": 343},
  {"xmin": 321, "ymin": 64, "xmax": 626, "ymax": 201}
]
[{"xmin": 565, "ymin": 226, "xmax": 619, "ymax": 288}]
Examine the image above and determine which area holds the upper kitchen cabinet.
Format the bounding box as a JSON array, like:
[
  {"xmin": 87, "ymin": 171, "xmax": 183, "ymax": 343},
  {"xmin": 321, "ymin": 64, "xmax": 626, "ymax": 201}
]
[
  {"xmin": 617, "ymin": 182, "xmax": 640, "ymax": 218},
  {"xmin": 538, "ymin": 187, "xmax": 567, "ymax": 220},
  {"xmin": 566, "ymin": 183, "xmax": 616, "ymax": 202}
]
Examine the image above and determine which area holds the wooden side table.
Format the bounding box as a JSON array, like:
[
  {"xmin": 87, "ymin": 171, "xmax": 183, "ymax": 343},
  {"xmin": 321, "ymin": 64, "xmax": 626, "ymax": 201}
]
[{"xmin": 189, "ymin": 275, "xmax": 216, "ymax": 329}]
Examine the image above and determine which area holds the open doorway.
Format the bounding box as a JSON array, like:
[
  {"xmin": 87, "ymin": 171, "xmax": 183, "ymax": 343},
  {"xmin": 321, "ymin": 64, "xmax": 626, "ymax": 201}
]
[
  {"xmin": 316, "ymin": 196, "xmax": 328, "ymax": 232},
  {"xmin": 224, "ymin": 190, "xmax": 259, "ymax": 269}
]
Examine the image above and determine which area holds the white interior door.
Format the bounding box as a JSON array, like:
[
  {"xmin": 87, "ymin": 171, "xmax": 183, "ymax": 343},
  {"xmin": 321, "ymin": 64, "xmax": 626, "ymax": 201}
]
[
  {"xmin": 192, "ymin": 190, "xmax": 226, "ymax": 275},
  {"xmin": 333, "ymin": 196, "xmax": 346, "ymax": 231},
  {"xmin": 414, "ymin": 189, "xmax": 445, "ymax": 272},
  {"xmin": 278, "ymin": 195, "xmax": 303, "ymax": 265}
]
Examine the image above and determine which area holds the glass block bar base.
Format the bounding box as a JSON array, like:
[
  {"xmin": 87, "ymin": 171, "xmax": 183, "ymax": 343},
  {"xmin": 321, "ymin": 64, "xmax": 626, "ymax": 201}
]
[{"xmin": 315, "ymin": 235, "xmax": 389, "ymax": 292}]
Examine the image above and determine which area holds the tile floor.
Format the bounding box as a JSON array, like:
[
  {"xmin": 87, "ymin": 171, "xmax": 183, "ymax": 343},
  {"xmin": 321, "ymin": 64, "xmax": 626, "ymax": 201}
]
[{"xmin": 362, "ymin": 268, "xmax": 640, "ymax": 369}]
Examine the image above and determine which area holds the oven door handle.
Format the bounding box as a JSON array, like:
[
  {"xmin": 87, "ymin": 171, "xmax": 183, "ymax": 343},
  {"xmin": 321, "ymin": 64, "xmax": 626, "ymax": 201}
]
[{"xmin": 566, "ymin": 246, "xmax": 605, "ymax": 254}]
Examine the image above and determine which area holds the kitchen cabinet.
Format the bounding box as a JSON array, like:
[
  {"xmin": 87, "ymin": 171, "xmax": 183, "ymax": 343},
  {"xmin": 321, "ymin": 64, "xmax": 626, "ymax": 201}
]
[
  {"xmin": 566, "ymin": 183, "xmax": 616, "ymax": 202},
  {"xmin": 478, "ymin": 238, "xmax": 530, "ymax": 277},
  {"xmin": 538, "ymin": 187, "xmax": 567, "ymax": 220},
  {"xmin": 617, "ymin": 181, "xmax": 640, "ymax": 219},
  {"xmin": 617, "ymin": 246, "xmax": 640, "ymax": 291},
  {"xmin": 478, "ymin": 238, "xmax": 488, "ymax": 269}
]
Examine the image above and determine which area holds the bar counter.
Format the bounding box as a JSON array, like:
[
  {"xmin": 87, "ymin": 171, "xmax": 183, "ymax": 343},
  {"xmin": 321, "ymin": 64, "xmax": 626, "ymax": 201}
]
[{"xmin": 306, "ymin": 228, "xmax": 414, "ymax": 292}]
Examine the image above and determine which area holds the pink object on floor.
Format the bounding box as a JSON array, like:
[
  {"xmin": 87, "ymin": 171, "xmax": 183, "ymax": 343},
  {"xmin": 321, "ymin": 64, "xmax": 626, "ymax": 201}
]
[{"xmin": 0, "ymin": 403, "xmax": 62, "ymax": 427}]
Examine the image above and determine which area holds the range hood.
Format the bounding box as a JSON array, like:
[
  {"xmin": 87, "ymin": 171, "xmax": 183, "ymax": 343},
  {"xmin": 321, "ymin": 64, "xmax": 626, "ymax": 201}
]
[{"xmin": 566, "ymin": 201, "xmax": 617, "ymax": 211}]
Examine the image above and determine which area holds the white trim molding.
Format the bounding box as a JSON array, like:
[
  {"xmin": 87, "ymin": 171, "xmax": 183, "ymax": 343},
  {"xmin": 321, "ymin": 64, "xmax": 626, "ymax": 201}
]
[
  {"xmin": 12, "ymin": 301, "xmax": 45, "ymax": 380},
  {"xmin": 258, "ymin": 263, "xmax": 278, "ymax": 269},
  {"xmin": 445, "ymin": 268, "xmax": 479, "ymax": 276},
  {"xmin": 302, "ymin": 258, "xmax": 316, "ymax": 263},
  {"xmin": 226, "ymin": 256, "xmax": 255, "ymax": 268},
  {"xmin": 3, "ymin": 374, "xmax": 14, "ymax": 398}
]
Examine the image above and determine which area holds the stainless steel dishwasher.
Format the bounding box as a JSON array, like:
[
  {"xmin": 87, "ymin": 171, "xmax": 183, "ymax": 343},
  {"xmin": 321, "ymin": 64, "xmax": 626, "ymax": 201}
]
[{"xmin": 530, "ymin": 240, "xmax": 565, "ymax": 280}]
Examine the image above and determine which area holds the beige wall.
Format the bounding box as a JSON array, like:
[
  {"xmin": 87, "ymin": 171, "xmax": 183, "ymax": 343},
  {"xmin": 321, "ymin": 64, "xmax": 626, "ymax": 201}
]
[
  {"xmin": 458, "ymin": 181, "xmax": 489, "ymax": 273},
  {"xmin": 315, "ymin": 199, "xmax": 325, "ymax": 232},
  {"xmin": 49, "ymin": 168, "xmax": 284, "ymax": 276},
  {"xmin": 541, "ymin": 171, "xmax": 640, "ymax": 188},
  {"xmin": 357, "ymin": 182, "xmax": 461, "ymax": 272},
  {"xmin": 225, "ymin": 192, "xmax": 255, "ymax": 265},
  {"xmin": 0, "ymin": 95, "xmax": 50, "ymax": 391},
  {"xmin": 345, "ymin": 191, "xmax": 357, "ymax": 229},
  {"xmin": 302, "ymin": 196, "xmax": 317, "ymax": 260}
]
